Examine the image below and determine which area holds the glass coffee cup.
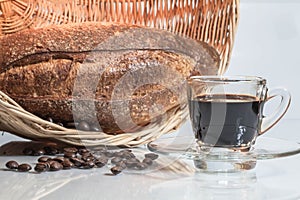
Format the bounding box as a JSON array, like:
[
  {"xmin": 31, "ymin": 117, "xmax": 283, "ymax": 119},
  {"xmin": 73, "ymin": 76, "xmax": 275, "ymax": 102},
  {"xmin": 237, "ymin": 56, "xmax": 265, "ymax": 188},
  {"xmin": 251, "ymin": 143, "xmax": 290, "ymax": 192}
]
[{"xmin": 187, "ymin": 76, "xmax": 291, "ymax": 151}]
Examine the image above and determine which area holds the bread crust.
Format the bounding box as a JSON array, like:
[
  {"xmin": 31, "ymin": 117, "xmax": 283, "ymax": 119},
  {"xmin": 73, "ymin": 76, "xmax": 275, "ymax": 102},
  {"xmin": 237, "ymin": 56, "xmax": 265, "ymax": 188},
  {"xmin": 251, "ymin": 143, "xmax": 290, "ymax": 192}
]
[{"xmin": 0, "ymin": 22, "xmax": 220, "ymax": 133}]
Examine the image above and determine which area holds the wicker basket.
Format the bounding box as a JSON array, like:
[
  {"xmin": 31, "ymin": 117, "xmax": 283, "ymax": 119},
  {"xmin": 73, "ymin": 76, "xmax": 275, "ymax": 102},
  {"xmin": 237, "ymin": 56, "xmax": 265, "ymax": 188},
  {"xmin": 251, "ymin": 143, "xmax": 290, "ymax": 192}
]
[{"xmin": 0, "ymin": 0, "xmax": 239, "ymax": 147}]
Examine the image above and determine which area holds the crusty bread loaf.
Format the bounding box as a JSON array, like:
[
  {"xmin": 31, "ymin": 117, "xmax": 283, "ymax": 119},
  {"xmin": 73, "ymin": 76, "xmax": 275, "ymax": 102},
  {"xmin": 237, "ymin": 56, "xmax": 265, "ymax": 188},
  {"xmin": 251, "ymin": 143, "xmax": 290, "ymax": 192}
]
[{"xmin": 0, "ymin": 22, "xmax": 220, "ymax": 133}]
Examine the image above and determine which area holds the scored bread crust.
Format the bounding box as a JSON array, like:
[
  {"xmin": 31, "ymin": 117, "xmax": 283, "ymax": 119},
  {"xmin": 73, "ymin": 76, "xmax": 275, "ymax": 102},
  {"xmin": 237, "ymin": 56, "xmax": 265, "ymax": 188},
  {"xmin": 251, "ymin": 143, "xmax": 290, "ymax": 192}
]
[{"xmin": 0, "ymin": 22, "xmax": 220, "ymax": 133}]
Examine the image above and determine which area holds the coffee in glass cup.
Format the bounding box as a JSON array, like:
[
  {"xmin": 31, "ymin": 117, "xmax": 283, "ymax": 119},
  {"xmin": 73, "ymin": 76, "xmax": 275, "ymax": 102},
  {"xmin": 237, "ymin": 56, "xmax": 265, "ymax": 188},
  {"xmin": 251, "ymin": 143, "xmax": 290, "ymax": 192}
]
[{"xmin": 187, "ymin": 76, "xmax": 291, "ymax": 151}]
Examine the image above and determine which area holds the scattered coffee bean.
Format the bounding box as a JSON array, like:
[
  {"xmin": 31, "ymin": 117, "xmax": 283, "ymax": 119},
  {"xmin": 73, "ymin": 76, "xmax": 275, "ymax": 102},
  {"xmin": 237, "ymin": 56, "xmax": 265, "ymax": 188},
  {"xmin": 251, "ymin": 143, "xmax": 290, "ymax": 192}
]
[
  {"xmin": 63, "ymin": 147, "xmax": 78, "ymax": 154},
  {"xmin": 81, "ymin": 152, "xmax": 92, "ymax": 158},
  {"xmin": 18, "ymin": 163, "xmax": 32, "ymax": 172},
  {"xmin": 7, "ymin": 146, "xmax": 158, "ymax": 175},
  {"xmin": 114, "ymin": 151, "xmax": 124, "ymax": 158},
  {"xmin": 95, "ymin": 157, "xmax": 108, "ymax": 168},
  {"xmin": 142, "ymin": 158, "xmax": 153, "ymax": 166},
  {"xmin": 43, "ymin": 146, "xmax": 59, "ymax": 155},
  {"xmin": 34, "ymin": 163, "xmax": 48, "ymax": 173},
  {"xmin": 111, "ymin": 157, "xmax": 123, "ymax": 164},
  {"xmin": 81, "ymin": 155, "xmax": 94, "ymax": 162},
  {"xmin": 49, "ymin": 161, "xmax": 63, "ymax": 171},
  {"xmin": 104, "ymin": 151, "xmax": 114, "ymax": 158},
  {"xmin": 124, "ymin": 158, "xmax": 140, "ymax": 169},
  {"xmin": 128, "ymin": 157, "xmax": 140, "ymax": 163},
  {"xmin": 32, "ymin": 149, "xmax": 45, "ymax": 156},
  {"xmin": 110, "ymin": 166, "xmax": 123, "ymax": 175},
  {"xmin": 122, "ymin": 152, "xmax": 136, "ymax": 159},
  {"xmin": 46, "ymin": 160, "xmax": 56, "ymax": 165},
  {"xmin": 135, "ymin": 162, "xmax": 148, "ymax": 170},
  {"xmin": 78, "ymin": 121, "xmax": 90, "ymax": 131},
  {"xmin": 81, "ymin": 161, "xmax": 95, "ymax": 169},
  {"xmin": 145, "ymin": 153, "xmax": 159, "ymax": 160},
  {"xmin": 116, "ymin": 161, "xmax": 127, "ymax": 169},
  {"xmin": 70, "ymin": 157, "xmax": 84, "ymax": 167},
  {"xmin": 193, "ymin": 159, "xmax": 207, "ymax": 170},
  {"xmin": 78, "ymin": 148, "xmax": 90, "ymax": 155},
  {"xmin": 38, "ymin": 156, "xmax": 51, "ymax": 163},
  {"xmin": 64, "ymin": 152, "xmax": 77, "ymax": 159},
  {"xmin": 5, "ymin": 161, "xmax": 19, "ymax": 170},
  {"xmin": 22, "ymin": 147, "xmax": 33, "ymax": 156},
  {"xmin": 61, "ymin": 159, "xmax": 74, "ymax": 169},
  {"xmin": 52, "ymin": 157, "xmax": 65, "ymax": 163}
]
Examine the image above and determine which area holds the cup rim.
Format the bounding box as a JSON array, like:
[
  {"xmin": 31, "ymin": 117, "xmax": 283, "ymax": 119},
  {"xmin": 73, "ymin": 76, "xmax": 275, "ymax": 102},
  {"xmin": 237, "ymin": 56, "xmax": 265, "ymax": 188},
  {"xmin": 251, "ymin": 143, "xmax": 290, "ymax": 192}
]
[{"xmin": 188, "ymin": 75, "xmax": 266, "ymax": 84}]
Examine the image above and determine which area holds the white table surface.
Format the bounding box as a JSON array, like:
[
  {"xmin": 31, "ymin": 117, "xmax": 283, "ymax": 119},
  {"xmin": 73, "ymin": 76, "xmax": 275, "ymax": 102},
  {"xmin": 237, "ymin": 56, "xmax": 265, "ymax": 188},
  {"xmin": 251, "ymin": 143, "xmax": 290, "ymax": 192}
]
[
  {"xmin": 0, "ymin": 119, "xmax": 300, "ymax": 200},
  {"xmin": 1, "ymin": 0, "xmax": 300, "ymax": 199}
]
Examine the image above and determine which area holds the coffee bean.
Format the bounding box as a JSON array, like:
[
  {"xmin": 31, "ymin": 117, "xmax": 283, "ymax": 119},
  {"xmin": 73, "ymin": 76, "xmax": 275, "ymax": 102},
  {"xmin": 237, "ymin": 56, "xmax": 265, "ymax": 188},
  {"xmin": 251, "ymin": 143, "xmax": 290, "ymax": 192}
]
[
  {"xmin": 95, "ymin": 157, "xmax": 108, "ymax": 168},
  {"xmin": 62, "ymin": 162, "xmax": 73, "ymax": 170},
  {"xmin": 104, "ymin": 151, "xmax": 114, "ymax": 158},
  {"xmin": 34, "ymin": 163, "xmax": 48, "ymax": 172},
  {"xmin": 63, "ymin": 147, "xmax": 78, "ymax": 154},
  {"xmin": 5, "ymin": 160, "xmax": 19, "ymax": 170},
  {"xmin": 124, "ymin": 159, "xmax": 139, "ymax": 168},
  {"xmin": 38, "ymin": 156, "xmax": 51, "ymax": 163},
  {"xmin": 78, "ymin": 121, "xmax": 90, "ymax": 131},
  {"xmin": 46, "ymin": 160, "xmax": 56, "ymax": 165},
  {"xmin": 111, "ymin": 157, "xmax": 123, "ymax": 164},
  {"xmin": 142, "ymin": 158, "xmax": 153, "ymax": 166},
  {"xmin": 116, "ymin": 161, "xmax": 127, "ymax": 169},
  {"xmin": 81, "ymin": 152, "xmax": 92, "ymax": 158},
  {"xmin": 193, "ymin": 159, "xmax": 207, "ymax": 170},
  {"xmin": 32, "ymin": 149, "xmax": 45, "ymax": 156},
  {"xmin": 81, "ymin": 155, "xmax": 94, "ymax": 162},
  {"xmin": 110, "ymin": 166, "xmax": 123, "ymax": 175},
  {"xmin": 64, "ymin": 152, "xmax": 77, "ymax": 159},
  {"xmin": 127, "ymin": 157, "xmax": 140, "ymax": 163},
  {"xmin": 122, "ymin": 152, "xmax": 136, "ymax": 159},
  {"xmin": 43, "ymin": 146, "xmax": 59, "ymax": 155},
  {"xmin": 62, "ymin": 159, "xmax": 74, "ymax": 169},
  {"xmin": 70, "ymin": 157, "xmax": 84, "ymax": 168},
  {"xmin": 52, "ymin": 157, "xmax": 65, "ymax": 163},
  {"xmin": 135, "ymin": 162, "xmax": 148, "ymax": 170},
  {"xmin": 49, "ymin": 161, "xmax": 63, "ymax": 171},
  {"xmin": 18, "ymin": 163, "xmax": 32, "ymax": 172},
  {"xmin": 145, "ymin": 153, "xmax": 159, "ymax": 160},
  {"xmin": 78, "ymin": 148, "xmax": 90, "ymax": 155},
  {"xmin": 22, "ymin": 147, "xmax": 33, "ymax": 156},
  {"xmin": 44, "ymin": 161, "xmax": 51, "ymax": 169},
  {"xmin": 81, "ymin": 161, "xmax": 95, "ymax": 169},
  {"xmin": 114, "ymin": 151, "xmax": 124, "ymax": 158}
]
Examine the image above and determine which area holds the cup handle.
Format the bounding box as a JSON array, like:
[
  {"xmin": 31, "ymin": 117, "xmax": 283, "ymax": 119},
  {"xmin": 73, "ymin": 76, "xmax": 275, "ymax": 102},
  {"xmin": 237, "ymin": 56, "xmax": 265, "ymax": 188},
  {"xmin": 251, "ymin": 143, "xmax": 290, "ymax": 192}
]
[{"xmin": 260, "ymin": 88, "xmax": 291, "ymax": 135}]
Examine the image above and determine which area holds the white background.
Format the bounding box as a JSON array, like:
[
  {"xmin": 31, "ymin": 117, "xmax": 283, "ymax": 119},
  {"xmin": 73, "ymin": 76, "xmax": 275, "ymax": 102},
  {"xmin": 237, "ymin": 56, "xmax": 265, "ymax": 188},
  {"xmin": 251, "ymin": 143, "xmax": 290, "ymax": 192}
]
[{"xmin": 226, "ymin": 0, "xmax": 300, "ymax": 120}]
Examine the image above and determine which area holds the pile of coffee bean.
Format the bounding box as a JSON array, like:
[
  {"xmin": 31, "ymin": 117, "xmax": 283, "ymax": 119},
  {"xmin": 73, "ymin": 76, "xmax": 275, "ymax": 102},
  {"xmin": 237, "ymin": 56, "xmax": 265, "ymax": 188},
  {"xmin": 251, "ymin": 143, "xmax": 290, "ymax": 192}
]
[{"xmin": 5, "ymin": 145, "xmax": 159, "ymax": 175}]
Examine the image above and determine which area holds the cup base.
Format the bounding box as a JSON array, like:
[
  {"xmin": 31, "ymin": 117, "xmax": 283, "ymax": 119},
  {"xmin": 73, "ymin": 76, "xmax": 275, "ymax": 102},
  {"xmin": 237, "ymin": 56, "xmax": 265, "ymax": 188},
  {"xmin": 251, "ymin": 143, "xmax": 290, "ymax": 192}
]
[{"xmin": 193, "ymin": 146, "xmax": 257, "ymax": 173}]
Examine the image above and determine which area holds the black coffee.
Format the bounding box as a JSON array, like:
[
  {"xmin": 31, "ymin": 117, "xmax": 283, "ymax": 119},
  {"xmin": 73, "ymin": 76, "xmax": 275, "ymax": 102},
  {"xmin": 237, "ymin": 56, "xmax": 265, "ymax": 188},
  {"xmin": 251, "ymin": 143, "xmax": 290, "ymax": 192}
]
[{"xmin": 189, "ymin": 94, "xmax": 263, "ymax": 147}]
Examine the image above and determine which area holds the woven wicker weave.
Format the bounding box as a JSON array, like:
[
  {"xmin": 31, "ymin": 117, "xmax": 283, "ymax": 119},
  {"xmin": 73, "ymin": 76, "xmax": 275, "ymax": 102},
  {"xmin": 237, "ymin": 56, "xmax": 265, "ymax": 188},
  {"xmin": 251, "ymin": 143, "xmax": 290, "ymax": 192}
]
[
  {"xmin": 0, "ymin": 0, "xmax": 239, "ymax": 73},
  {"xmin": 0, "ymin": 0, "xmax": 240, "ymax": 147}
]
